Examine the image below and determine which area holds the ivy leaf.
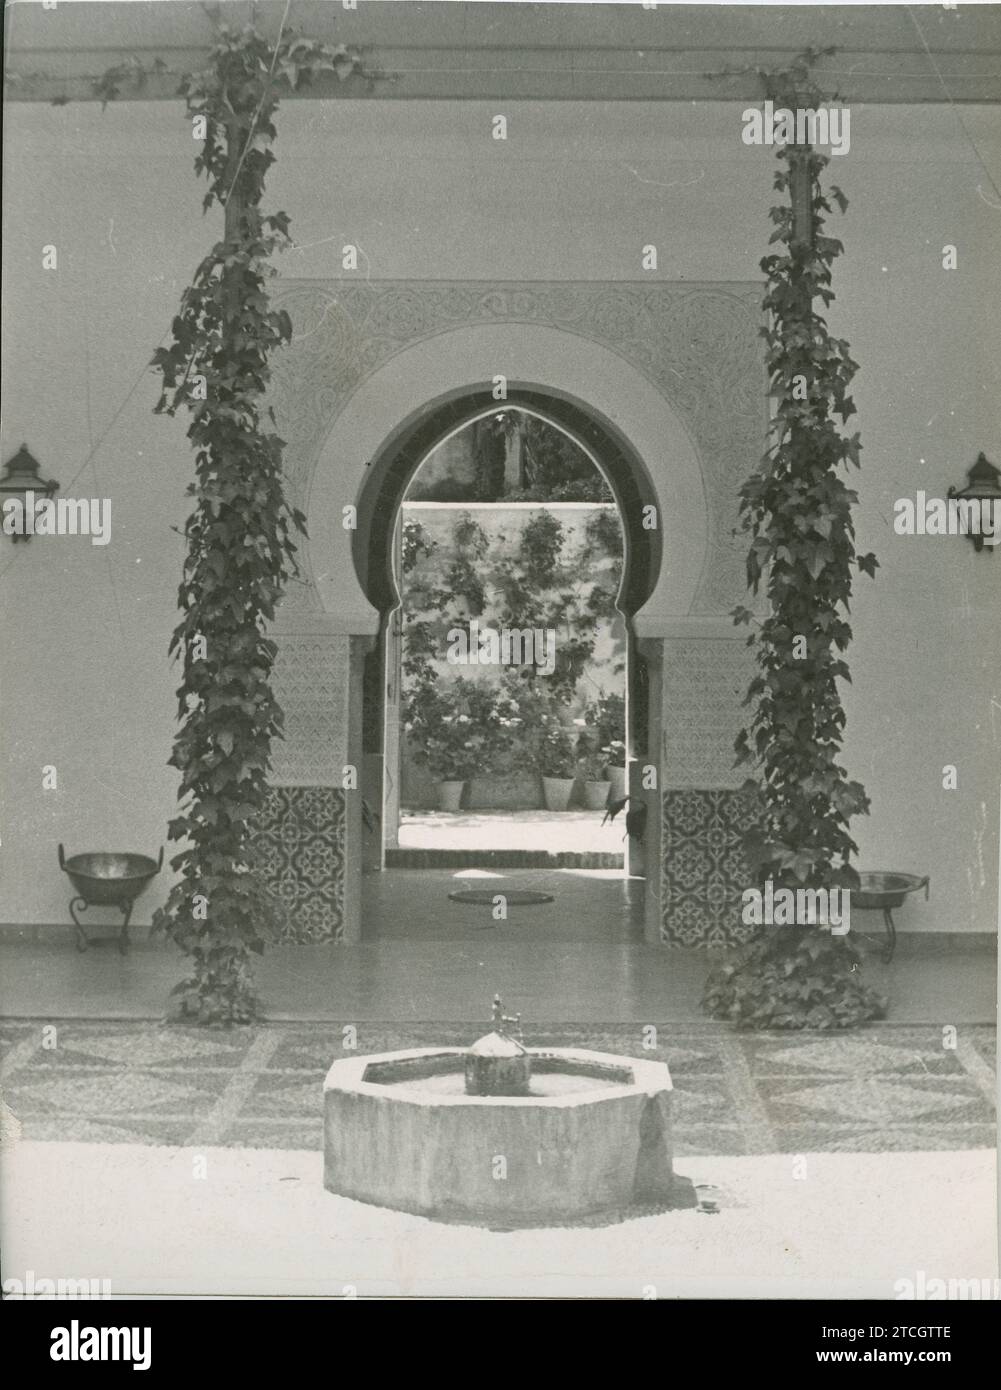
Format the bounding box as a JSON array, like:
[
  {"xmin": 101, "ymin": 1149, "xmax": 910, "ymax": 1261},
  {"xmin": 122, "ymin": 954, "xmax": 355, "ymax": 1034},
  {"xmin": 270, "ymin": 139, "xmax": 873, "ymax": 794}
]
[{"xmin": 829, "ymin": 184, "xmax": 849, "ymax": 214}]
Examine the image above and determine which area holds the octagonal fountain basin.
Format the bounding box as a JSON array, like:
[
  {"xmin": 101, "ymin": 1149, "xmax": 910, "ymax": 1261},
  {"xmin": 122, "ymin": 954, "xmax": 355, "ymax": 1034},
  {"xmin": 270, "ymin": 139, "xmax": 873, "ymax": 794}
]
[{"xmin": 323, "ymin": 1047, "xmax": 675, "ymax": 1226}]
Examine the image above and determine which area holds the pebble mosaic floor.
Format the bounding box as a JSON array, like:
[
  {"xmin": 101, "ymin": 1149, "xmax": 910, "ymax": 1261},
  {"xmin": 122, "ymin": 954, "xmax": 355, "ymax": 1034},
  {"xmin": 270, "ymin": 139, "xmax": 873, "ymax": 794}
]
[{"xmin": 0, "ymin": 1021, "xmax": 995, "ymax": 1156}]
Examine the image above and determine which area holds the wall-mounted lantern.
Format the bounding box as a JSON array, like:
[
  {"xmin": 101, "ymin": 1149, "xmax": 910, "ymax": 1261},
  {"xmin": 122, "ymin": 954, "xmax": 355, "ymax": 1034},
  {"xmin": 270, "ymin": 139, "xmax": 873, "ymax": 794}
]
[
  {"xmin": 950, "ymin": 450, "xmax": 995, "ymax": 547},
  {"xmin": 0, "ymin": 444, "xmax": 59, "ymax": 543},
  {"xmin": 947, "ymin": 453, "xmax": 1001, "ymax": 554}
]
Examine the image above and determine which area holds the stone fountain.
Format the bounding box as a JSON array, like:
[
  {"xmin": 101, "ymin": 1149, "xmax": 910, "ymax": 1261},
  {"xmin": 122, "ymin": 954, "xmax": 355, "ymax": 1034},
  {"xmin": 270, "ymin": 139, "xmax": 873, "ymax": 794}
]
[{"xmin": 323, "ymin": 997, "xmax": 676, "ymax": 1226}]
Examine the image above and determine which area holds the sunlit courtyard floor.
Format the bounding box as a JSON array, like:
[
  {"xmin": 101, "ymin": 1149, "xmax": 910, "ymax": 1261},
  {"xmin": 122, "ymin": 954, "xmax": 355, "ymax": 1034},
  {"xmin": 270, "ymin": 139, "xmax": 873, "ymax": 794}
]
[
  {"xmin": 396, "ymin": 809, "xmax": 625, "ymax": 858},
  {"xmin": 1, "ymin": 1137, "xmax": 993, "ymax": 1299},
  {"xmin": 2, "ymin": 989, "xmax": 994, "ymax": 1298}
]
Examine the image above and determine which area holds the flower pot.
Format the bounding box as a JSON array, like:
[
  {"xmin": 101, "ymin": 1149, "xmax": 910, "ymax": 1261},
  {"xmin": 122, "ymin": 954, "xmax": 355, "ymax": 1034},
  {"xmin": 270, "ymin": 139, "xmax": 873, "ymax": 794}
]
[
  {"xmin": 583, "ymin": 780, "xmax": 610, "ymax": 811},
  {"xmin": 541, "ymin": 776, "xmax": 575, "ymax": 812},
  {"xmin": 606, "ymin": 764, "xmax": 627, "ymax": 802},
  {"xmin": 437, "ymin": 780, "xmax": 465, "ymax": 813}
]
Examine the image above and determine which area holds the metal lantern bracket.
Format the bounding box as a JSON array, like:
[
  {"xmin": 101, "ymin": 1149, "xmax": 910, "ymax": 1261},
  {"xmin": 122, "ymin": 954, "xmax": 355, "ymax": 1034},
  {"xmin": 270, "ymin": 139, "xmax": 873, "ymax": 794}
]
[
  {"xmin": 0, "ymin": 444, "xmax": 59, "ymax": 543},
  {"xmin": 947, "ymin": 453, "xmax": 1001, "ymax": 554}
]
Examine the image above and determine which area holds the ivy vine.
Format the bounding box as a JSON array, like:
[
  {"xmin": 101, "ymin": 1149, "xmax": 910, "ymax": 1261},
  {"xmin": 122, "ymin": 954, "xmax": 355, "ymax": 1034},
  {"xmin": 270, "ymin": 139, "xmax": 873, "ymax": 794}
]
[
  {"xmin": 702, "ymin": 51, "xmax": 886, "ymax": 1029},
  {"xmin": 142, "ymin": 20, "xmax": 378, "ymax": 1024}
]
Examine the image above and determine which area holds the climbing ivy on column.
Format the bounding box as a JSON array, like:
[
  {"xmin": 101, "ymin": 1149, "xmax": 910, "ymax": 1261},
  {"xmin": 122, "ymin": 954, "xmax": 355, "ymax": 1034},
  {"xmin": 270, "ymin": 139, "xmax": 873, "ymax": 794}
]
[
  {"xmin": 703, "ymin": 52, "xmax": 886, "ymax": 1029},
  {"xmin": 148, "ymin": 23, "xmax": 373, "ymax": 1024}
]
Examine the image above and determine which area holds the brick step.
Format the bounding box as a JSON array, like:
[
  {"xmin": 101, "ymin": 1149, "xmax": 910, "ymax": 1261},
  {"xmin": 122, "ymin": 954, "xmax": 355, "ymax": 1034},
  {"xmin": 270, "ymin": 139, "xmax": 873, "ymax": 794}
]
[{"xmin": 385, "ymin": 849, "xmax": 624, "ymax": 870}]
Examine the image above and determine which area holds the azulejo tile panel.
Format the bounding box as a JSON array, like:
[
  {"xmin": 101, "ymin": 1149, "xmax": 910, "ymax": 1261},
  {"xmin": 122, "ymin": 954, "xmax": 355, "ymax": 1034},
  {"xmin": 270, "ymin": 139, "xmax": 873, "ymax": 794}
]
[
  {"xmin": 661, "ymin": 788, "xmax": 759, "ymax": 945},
  {"xmin": 255, "ymin": 787, "xmax": 346, "ymax": 944}
]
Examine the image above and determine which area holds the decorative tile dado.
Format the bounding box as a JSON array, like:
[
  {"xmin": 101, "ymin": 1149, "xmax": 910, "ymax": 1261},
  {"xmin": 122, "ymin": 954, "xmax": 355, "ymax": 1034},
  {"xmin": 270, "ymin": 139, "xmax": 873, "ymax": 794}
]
[
  {"xmin": 255, "ymin": 787, "xmax": 346, "ymax": 944},
  {"xmin": 661, "ymin": 788, "xmax": 759, "ymax": 946},
  {"xmin": 662, "ymin": 638, "xmax": 754, "ymax": 790},
  {"xmin": 270, "ymin": 635, "xmax": 349, "ymax": 785},
  {"xmin": 266, "ymin": 279, "xmax": 763, "ymax": 616}
]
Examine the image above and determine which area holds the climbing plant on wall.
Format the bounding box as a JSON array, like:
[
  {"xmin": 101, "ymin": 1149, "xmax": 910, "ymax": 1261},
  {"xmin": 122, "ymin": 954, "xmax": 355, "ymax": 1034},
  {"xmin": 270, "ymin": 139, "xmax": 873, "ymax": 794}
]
[
  {"xmin": 136, "ymin": 20, "xmax": 377, "ymax": 1024},
  {"xmin": 703, "ymin": 51, "xmax": 886, "ymax": 1029},
  {"xmin": 400, "ymin": 515, "xmax": 487, "ymax": 736},
  {"xmin": 400, "ymin": 519, "xmax": 444, "ymax": 706},
  {"xmin": 404, "ymin": 509, "xmax": 621, "ymax": 704}
]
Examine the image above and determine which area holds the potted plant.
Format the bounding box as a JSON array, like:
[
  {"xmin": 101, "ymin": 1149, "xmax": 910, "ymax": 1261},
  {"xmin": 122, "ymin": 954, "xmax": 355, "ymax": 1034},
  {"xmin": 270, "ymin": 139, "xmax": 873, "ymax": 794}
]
[
  {"xmin": 410, "ymin": 680, "xmax": 485, "ymax": 811},
  {"xmin": 576, "ymin": 735, "xmax": 610, "ymax": 810},
  {"xmin": 586, "ymin": 692, "xmax": 627, "ymax": 801},
  {"xmin": 536, "ymin": 715, "xmax": 578, "ymax": 811},
  {"xmin": 424, "ymin": 722, "xmax": 477, "ymax": 811},
  {"xmin": 603, "ymin": 742, "xmax": 627, "ymax": 801},
  {"xmin": 458, "ymin": 680, "xmax": 527, "ymax": 808}
]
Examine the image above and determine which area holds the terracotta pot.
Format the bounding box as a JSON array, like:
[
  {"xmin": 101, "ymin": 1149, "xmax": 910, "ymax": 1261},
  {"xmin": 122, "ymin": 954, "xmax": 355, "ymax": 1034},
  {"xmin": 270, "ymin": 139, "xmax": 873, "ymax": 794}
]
[
  {"xmin": 606, "ymin": 764, "xmax": 627, "ymax": 802},
  {"xmin": 583, "ymin": 780, "xmax": 610, "ymax": 811},
  {"xmin": 541, "ymin": 775, "xmax": 574, "ymax": 812},
  {"xmin": 437, "ymin": 780, "xmax": 465, "ymax": 812}
]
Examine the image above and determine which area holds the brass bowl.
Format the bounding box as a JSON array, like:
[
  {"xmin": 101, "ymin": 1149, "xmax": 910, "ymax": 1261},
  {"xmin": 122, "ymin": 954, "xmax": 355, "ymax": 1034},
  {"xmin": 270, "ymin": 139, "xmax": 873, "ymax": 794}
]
[
  {"xmin": 854, "ymin": 871, "xmax": 929, "ymax": 911},
  {"xmin": 58, "ymin": 845, "xmax": 163, "ymax": 905}
]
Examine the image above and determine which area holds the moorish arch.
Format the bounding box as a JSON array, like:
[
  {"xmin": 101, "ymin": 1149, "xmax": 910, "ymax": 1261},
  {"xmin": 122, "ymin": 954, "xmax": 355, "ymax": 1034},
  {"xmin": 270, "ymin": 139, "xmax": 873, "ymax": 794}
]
[
  {"xmin": 354, "ymin": 385, "xmax": 662, "ymax": 891},
  {"xmin": 356, "ymin": 387, "xmax": 663, "ymax": 634},
  {"xmin": 253, "ymin": 282, "xmax": 765, "ymax": 945}
]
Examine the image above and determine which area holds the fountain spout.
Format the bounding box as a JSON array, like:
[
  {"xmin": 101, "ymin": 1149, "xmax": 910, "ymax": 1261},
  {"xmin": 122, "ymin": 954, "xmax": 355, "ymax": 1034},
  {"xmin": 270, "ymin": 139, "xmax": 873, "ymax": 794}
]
[{"xmin": 464, "ymin": 994, "xmax": 532, "ymax": 1096}]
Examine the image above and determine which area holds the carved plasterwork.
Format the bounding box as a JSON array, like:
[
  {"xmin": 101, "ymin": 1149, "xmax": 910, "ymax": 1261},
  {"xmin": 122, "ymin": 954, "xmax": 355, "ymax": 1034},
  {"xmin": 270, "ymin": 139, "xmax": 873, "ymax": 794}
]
[
  {"xmin": 270, "ymin": 634, "xmax": 349, "ymax": 785},
  {"xmin": 262, "ymin": 281, "xmax": 764, "ymax": 945},
  {"xmin": 266, "ymin": 279, "xmax": 763, "ymax": 617},
  {"xmin": 662, "ymin": 637, "xmax": 755, "ymax": 790}
]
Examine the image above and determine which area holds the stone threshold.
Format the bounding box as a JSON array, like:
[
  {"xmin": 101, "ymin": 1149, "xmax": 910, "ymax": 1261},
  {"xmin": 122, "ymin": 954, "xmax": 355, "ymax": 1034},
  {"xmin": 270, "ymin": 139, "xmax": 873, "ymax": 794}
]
[{"xmin": 384, "ymin": 849, "xmax": 625, "ymax": 870}]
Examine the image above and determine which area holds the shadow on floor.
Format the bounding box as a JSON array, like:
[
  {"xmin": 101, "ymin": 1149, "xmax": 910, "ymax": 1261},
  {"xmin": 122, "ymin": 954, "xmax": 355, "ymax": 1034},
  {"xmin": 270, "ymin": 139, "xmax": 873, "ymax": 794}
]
[{"xmin": 362, "ymin": 867, "xmax": 644, "ymax": 943}]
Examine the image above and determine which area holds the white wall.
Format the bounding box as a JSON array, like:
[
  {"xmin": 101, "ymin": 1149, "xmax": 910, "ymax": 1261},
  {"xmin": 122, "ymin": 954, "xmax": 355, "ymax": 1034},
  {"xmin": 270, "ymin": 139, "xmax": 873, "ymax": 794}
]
[{"xmin": 2, "ymin": 97, "xmax": 998, "ymax": 928}]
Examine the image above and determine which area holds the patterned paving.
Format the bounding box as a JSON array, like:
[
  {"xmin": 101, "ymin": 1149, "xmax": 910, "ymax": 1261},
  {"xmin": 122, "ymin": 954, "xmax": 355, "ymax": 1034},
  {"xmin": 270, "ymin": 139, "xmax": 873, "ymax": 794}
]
[{"xmin": 0, "ymin": 1021, "xmax": 994, "ymax": 1156}]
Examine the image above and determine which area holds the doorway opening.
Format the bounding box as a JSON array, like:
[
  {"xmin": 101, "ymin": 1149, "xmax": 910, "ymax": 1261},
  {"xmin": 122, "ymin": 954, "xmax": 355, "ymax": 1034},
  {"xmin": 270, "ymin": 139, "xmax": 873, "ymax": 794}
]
[
  {"xmin": 393, "ymin": 406, "xmax": 626, "ymax": 861},
  {"xmin": 354, "ymin": 387, "xmax": 659, "ymax": 941}
]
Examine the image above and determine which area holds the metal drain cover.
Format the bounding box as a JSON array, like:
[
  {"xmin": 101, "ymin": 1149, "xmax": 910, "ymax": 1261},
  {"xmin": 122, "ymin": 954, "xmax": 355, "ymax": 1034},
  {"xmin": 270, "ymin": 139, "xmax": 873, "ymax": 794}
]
[{"xmin": 448, "ymin": 889, "xmax": 555, "ymax": 906}]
